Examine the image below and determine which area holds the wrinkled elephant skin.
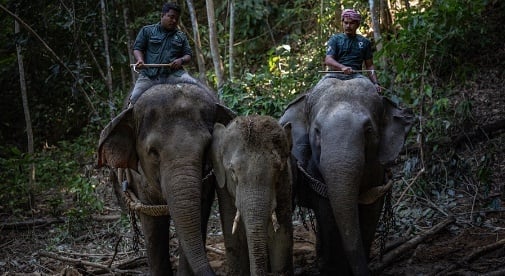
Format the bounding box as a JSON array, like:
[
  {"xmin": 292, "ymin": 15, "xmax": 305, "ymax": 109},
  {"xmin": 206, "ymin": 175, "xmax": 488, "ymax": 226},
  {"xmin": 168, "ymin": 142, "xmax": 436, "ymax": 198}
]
[
  {"xmin": 98, "ymin": 82, "xmax": 235, "ymax": 276},
  {"xmin": 279, "ymin": 77, "xmax": 414, "ymax": 275},
  {"xmin": 211, "ymin": 115, "xmax": 294, "ymax": 276}
]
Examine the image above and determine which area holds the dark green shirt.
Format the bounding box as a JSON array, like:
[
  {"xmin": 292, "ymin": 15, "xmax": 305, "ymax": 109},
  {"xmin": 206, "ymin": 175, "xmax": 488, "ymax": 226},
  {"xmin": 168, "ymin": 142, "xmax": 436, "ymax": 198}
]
[
  {"xmin": 133, "ymin": 23, "xmax": 192, "ymax": 78},
  {"xmin": 326, "ymin": 33, "xmax": 373, "ymax": 71}
]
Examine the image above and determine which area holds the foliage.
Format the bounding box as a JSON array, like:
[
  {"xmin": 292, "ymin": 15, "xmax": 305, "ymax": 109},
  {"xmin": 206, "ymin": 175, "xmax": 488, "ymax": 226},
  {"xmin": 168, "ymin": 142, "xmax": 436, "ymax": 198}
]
[
  {"xmin": 377, "ymin": 0, "xmax": 489, "ymax": 158},
  {"xmin": 0, "ymin": 126, "xmax": 103, "ymax": 228}
]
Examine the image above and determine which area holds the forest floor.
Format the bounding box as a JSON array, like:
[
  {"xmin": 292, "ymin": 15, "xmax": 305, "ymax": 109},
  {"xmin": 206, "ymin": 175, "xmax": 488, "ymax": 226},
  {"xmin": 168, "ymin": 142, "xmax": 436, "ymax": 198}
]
[{"xmin": 1, "ymin": 65, "xmax": 504, "ymax": 275}]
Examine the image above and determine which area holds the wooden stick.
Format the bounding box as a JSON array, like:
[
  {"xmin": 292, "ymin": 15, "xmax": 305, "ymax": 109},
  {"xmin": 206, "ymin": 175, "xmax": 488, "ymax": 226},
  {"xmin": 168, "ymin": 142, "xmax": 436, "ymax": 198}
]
[
  {"xmin": 370, "ymin": 216, "xmax": 455, "ymax": 273},
  {"xmin": 129, "ymin": 63, "xmax": 173, "ymax": 67}
]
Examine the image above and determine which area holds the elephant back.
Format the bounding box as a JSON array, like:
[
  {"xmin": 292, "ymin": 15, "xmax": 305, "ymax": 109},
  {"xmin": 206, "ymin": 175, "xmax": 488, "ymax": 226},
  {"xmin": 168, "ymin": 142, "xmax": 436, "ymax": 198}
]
[
  {"xmin": 306, "ymin": 77, "xmax": 381, "ymax": 117},
  {"xmin": 136, "ymin": 83, "xmax": 220, "ymax": 131}
]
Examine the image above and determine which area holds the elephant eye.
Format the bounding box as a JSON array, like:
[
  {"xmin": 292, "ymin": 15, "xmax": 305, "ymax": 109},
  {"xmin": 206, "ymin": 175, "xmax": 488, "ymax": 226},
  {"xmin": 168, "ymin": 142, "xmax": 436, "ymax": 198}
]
[{"xmin": 148, "ymin": 147, "xmax": 160, "ymax": 161}]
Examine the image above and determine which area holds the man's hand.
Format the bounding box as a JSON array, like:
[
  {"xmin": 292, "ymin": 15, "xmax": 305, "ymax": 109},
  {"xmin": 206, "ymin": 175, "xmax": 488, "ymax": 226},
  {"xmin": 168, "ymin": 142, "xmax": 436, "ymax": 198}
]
[
  {"xmin": 342, "ymin": 66, "xmax": 353, "ymax": 75},
  {"xmin": 171, "ymin": 58, "xmax": 184, "ymax": 69},
  {"xmin": 135, "ymin": 60, "xmax": 145, "ymax": 69},
  {"xmin": 374, "ymin": 83, "xmax": 382, "ymax": 93}
]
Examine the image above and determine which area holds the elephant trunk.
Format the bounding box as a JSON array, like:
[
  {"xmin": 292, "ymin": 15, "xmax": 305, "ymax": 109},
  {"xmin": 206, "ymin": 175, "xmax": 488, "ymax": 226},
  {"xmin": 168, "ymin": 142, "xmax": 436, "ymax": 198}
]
[
  {"xmin": 161, "ymin": 161, "xmax": 212, "ymax": 275},
  {"xmin": 320, "ymin": 133, "xmax": 370, "ymax": 275},
  {"xmin": 239, "ymin": 190, "xmax": 272, "ymax": 275}
]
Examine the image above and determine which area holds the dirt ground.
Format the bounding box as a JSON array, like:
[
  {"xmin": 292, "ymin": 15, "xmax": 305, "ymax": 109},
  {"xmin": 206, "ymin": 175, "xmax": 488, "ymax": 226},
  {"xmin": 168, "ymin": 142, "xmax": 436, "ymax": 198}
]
[{"xmin": 1, "ymin": 66, "xmax": 504, "ymax": 275}]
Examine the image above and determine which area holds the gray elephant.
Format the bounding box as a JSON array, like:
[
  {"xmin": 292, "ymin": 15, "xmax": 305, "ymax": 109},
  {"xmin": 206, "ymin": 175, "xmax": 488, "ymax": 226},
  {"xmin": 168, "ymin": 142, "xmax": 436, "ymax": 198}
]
[
  {"xmin": 279, "ymin": 77, "xmax": 414, "ymax": 275},
  {"xmin": 97, "ymin": 82, "xmax": 235, "ymax": 276},
  {"xmin": 210, "ymin": 115, "xmax": 294, "ymax": 276}
]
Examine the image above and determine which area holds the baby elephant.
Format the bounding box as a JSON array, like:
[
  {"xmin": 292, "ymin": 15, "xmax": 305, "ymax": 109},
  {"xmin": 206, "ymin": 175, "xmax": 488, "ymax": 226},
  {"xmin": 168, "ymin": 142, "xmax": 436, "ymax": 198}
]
[{"xmin": 211, "ymin": 115, "xmax": 293, "ymax": 276}]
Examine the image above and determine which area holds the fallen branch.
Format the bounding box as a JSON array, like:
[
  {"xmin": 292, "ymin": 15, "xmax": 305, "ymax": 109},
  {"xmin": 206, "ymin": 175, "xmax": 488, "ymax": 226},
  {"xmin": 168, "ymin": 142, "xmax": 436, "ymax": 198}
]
[
  {"xmin": 90, "ymin": 256, "xmax": 148, "ymax": 274},
  {"xmin": 1, "ymin": 217, "xmax": 65, "ymax": 230},
  {"xmin": 437, "ymin": 237, "xmax": 505, "ymax": 275},
  {"xmin": 206, "ymin": 245, "xmax": 225, "ymax": 255},
  {"xmin": 38, "ymin": 251, "xmax": 142, "ymax": 274},
  {"xmin": 370, "ymin": 216, "xmax": 455, "ymax": 274}
]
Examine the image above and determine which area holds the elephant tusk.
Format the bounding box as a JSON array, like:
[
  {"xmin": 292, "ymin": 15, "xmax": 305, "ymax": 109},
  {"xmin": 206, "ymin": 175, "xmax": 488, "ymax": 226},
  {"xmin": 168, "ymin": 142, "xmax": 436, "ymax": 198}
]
[
  {"xmin": 232, "ymin": 210, "xmax": 241, "ymax": 235},
  {"xmin": 271, "ymin": 211, "xmax": 280, "ymax": 232},
  {"xmin": 358, "ymin": 180, "xmax": 393, "ymax": 205}
]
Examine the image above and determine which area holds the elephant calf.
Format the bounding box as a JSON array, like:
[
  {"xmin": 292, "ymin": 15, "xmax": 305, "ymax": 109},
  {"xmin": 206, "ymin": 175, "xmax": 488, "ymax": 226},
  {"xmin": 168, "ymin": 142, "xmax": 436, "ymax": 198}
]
[{"xmin": 211, "ymin": 115, "xmax": 294, "ymax": 276}]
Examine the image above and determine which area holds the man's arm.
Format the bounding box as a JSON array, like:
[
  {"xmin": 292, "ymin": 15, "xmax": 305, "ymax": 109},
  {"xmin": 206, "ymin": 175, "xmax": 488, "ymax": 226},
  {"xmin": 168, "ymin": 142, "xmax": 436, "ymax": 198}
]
[
  {"xmin": 133, "ymin": 49, "xmax": 145, "ymax": 67},
  {"xmin": 324, "ymin": 55, "xmax": 353, "ymax": 74}
]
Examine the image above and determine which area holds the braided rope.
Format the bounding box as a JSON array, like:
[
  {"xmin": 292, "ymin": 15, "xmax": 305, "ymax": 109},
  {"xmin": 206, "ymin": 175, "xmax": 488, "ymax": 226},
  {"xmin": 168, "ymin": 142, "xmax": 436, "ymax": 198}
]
[
  {"xmin": 123, "ymin": 189, "xmax": 170, "ymax": 217},
  {"xmin": 297, "ymin": 161, "xmax": 328, "ymax": 198},
  {"xmin": 120, "ymin": 169, "xmax": 215, "ymax": 217}
]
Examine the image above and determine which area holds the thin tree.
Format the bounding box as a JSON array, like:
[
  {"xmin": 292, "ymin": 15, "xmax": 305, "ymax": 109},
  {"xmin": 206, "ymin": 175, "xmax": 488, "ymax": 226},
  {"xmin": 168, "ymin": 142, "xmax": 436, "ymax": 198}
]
[
  {"xmin": 122, "ymin": 3, "xmax": 136, "ymax": 87},
  {"xmin": 185, "ymin": 0, "xmax": 207, "ymax": 82},
  {"xmin": 206, "ymin": 0, "xmax": 225, "ymax": 90},
  {"xmin": 15, "ymin": 15, "xmax": 35, "ymax": 208},
  {"xmin": 369, "ymin": 0, "xmax": 383, "ymax": 52},
  {"xmin": 100, "ymin": 0, "xmax": 114, "ymax": 118},
  {"xmin": 228, "ymin": 0, "xmax": 235, "ymax": 81}
]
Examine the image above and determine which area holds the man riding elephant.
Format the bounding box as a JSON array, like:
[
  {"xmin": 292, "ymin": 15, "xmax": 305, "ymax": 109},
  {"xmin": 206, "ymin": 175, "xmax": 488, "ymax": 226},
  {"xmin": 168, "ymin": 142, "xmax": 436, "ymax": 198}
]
[{"xmin": 324, "ymin": 8, "xmax": 381, "ymax": 93}]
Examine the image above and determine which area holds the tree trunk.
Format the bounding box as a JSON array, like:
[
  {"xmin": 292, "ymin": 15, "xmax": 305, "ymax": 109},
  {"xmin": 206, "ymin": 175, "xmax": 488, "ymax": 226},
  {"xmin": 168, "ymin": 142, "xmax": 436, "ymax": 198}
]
[
  {"xmin": 369, "ymin": 0, "xmax": 382, "ymax": 52},
  {"xmin": 15, "ymin": 16, "xmax": 35, "ymax": 208},
  {"xmin": 206, "ymin": 0, "xmax": 225, "ymax": 90},
  {"xmin": 100, "ymin": 0, "xmax": 114, "ymax": 118},
  {"xmin": 122, "ymin": 3, "xmax": 136, "ymax": 88},
  {"xmin": 186, "ymin": 0, "xmax": 207, "ymax": 83},
  {"xmin": 228, "ymin": 0, "xmax": 235, "ymax": 81}
]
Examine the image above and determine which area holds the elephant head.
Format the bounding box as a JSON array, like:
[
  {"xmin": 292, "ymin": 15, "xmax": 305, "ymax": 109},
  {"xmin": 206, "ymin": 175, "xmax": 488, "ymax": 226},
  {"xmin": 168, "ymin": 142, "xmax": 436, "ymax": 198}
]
[
  {"xmin": 98, "ymin": 82, "xmax": 235, "ymax": 276},
  {"xmin": 280, "ymin": 77, "xmax": 414, "ymax": 275},
  {"xmin": 210, "ymin": 115, "xmax": 293, "ymax": 275}
]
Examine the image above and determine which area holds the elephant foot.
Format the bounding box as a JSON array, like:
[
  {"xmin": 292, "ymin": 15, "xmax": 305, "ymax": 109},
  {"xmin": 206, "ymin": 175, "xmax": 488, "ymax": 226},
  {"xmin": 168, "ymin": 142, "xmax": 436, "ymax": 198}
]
[{"xmin": 194, "ymin": 265, "xmax": 216, "ymax": 276}]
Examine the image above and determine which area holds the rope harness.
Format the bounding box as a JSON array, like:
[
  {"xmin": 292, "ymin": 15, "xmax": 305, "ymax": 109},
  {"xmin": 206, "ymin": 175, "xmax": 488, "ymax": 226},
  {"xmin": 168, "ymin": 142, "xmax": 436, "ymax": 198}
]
[{"xmin": 119, "ymin": 168, "xmax": 214, "ymax": 252}]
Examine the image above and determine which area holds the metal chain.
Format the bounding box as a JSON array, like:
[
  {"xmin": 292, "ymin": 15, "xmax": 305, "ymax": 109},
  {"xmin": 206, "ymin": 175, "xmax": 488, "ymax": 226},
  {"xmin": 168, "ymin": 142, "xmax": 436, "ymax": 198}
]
[
  {"xmin": 129, "ymin": 208, "xmax": 142, "ymax": 253},
  {"xmin": 297, "ymin": 206, "xmax": 317, "ymax": 234},
  {"xmin": 379, "ymin": 187, "xmax": 395, "ymax": 259},
  {"xmin": 201, "ymin": 168, "xmax": 214, "ymax": 183}
]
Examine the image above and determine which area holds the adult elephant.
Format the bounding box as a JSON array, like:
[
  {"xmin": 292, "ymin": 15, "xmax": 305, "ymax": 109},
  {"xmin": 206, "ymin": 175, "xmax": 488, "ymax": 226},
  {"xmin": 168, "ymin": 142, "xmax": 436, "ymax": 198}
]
[
  {"xmin": 279, "ymin": 77, "xmax": 414, "ymax": 275},
  {"xmin": 210, "ymin": 115, "xmax": 293, "ymax": 276},
  {"xmin": 97, "ymin": 81, "xmax": 235, "ymax": 276}
]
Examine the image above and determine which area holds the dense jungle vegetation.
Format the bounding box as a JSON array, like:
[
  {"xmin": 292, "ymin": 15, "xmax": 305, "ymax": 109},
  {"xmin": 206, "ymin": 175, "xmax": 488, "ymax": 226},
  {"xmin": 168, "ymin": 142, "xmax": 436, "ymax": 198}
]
[{"xmin": 1, "ymin": 1, "xmax": 504, "ymax": 269}]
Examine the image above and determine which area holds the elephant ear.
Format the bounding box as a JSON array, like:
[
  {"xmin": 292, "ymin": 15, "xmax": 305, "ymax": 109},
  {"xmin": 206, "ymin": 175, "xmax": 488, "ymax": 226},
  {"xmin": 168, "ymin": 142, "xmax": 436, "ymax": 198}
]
[
  {"xmin": 283, "ymin": 123, "xmax": 293, "ymax": 153},
  {"xmin": 279, "ymin": 95, "xmax": 310, "ymax": 165},
  {"xmin": 211, "ymin": 123, "xmax": 227, "ymax": 188},
  {"xmin": 97, "ymin": 107, "xmax": 138, "ymax": 170},
  {"xmin": 215, "ymin": 103, "xmax": 236, "ymax": 126},
  {"xmin": 378, "ymin": 97, "xmax": 415, "ymax": 166}
]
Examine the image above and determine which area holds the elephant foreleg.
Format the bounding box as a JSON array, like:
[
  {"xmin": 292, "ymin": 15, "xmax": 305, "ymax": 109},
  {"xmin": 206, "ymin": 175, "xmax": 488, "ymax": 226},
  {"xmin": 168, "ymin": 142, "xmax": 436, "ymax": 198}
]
[{"xmin": 139, "ymin": 214, "xmax": 174, "ymax": 276}]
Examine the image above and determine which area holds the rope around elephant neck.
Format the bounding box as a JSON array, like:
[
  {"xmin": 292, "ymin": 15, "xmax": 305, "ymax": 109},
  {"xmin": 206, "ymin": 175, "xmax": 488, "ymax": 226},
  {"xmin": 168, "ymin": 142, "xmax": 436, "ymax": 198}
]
[
  {"xmin": 121, "ymin": 169, "xmax": 214, "ymax": 217},
  {"xmin": 297, "ymin": 161, "xmax": 328, "ymax": 198},
  {"xmin": 123, "ymin": 189, "xmax": 170, "ymax": 216}
]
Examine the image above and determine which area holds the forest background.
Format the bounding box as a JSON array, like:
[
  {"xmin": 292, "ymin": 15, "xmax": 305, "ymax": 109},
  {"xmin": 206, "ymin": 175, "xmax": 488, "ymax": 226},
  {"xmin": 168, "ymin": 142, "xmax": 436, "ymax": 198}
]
[{"xmin": 0, "ymin": 0, "xmax": 504, "ymax": 273}]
